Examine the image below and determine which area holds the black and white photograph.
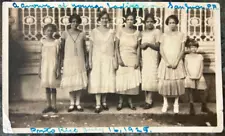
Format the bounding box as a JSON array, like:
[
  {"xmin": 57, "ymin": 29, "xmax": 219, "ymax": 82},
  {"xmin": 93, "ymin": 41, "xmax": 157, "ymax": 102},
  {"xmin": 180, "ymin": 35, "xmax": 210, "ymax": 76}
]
[{"xmin": 2, "ymin": 1, "xmax": 223, "ymax": 133}]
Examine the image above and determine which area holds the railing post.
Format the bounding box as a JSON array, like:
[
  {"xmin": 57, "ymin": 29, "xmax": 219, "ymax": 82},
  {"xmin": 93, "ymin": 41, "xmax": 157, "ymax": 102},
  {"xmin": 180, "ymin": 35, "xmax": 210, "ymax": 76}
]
[{"xmin": 180, "ymin": 9, "xmax": 187, "ymax": 36}]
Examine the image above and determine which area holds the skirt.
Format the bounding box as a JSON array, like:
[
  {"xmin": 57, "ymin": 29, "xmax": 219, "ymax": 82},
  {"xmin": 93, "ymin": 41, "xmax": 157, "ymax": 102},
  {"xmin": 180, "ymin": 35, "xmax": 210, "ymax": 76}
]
[
  {"xmin": 185, "ymin": 76, "xmax": 207, "ymax": 90},
  {"xmin": 158, "ymin": 59, "xmax": 186, "ymax": 96},
  {"xmin": 116, "ymin": 66, "xmax": 141, "ymax": 95},
  {"xmin": 61, "ymin": 58, "xmax": 87, "ymax": 93}
]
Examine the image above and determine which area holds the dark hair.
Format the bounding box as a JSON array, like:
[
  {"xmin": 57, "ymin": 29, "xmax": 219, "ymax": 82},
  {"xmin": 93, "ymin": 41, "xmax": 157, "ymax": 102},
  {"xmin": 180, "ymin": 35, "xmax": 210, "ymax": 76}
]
[
  {"xmin": 97, "ymin": 10, "xmax": 111, "ymax": 22},
  {"xmin": 185, "ymin": 37, "xmax": 199, "ymax": 48},
  {"xmin": 144, "ymin": 13, "xmax": 156, "ymax": 24},
  {"xmin": 69, "ymin": 14, "xmax": 82, "ymax": 24},
  {"xmin": 165, "ymin": 15, "xmax": 179, "ymax": 25},
  {"xmin": 124, "ymin": 12, "xmax": 136, "ymax": 23},
  {"xmin": 43, "ymin": 23, "xmax": 57, "ymax": 33}
]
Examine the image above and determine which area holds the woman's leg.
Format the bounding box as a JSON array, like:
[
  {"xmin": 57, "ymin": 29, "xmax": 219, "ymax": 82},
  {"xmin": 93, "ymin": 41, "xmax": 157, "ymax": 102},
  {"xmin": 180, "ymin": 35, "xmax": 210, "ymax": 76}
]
[
  {"xmin": 162, "ymin": 96, "xmax": 168, "ymax": 113},
  {"xmin": 117, "ymin": 95, "xmax": 124, "ymax": 111},
  {"xmin": 95, "ymin": 94, "xmax": 102, "ymax": 113},
  {"xmin": 75, "ymin": 90, "xmax": 83, "ymax": 111},
  {"xmin": 144, "ymin": 92, "xmax": 153, "ymax": 109},
  {"xmin": 128, "ymin": 96, "xmax": 136, "ymax": 110},
  {"xmin": 102, "ymin": 94, "xmax": 109, "ymax": 110},
  {"xmin": 68, "ymin": 91, "xmax": 75, "ymax": 112},
  {"xmin": 42, "ymin": 88, "xmax": 52, "ymax": 113},
  {"xmin": 174, "ymin": 97, "xmax": 179, "ymax": 113},
  {"xmin": 51, "ymin": 88, "xmax": 58, "ymax": 113},
  {"xmin": 188, "ymin": 88, "xmax": 195, "ymax": 115}
]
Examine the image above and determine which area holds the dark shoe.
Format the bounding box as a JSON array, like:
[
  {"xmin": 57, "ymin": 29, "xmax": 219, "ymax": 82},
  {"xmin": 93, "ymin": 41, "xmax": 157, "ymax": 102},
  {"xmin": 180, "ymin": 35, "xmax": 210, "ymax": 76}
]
[
  {"xmin": 102, "ymin": 104, "xmax": 109, "ymax": 111},
  {"xmin": 67, "ymin": 105, "xmax": 75, "ymax": 112},
  {"xmin": 95, "ymin": 106, "xmax": 102, "ymax": 114},
  {"xmin": 143, "ymin": 102, "xmax": 153, "ymax": 109},
  {"xmin": 75, "ymin": 105, "xmax": 84, "ymax": 112},
  {"xmin": 189, "ymin": 103, "xmax": 195, "ymax": 115},
  {"xmin": 52, "ymin": 108, "xmax": 58, "ymax": 113},
  {"xmin": 117, "ymin": 103, "xmax": 123, "ymax": 111},
  {"xmin": 42, "ymin": 107, "xmax": 52, "ymax": 114},
  {"xmin": 128, "ymin": 103, "xmax": 136, "ymax": 110}
]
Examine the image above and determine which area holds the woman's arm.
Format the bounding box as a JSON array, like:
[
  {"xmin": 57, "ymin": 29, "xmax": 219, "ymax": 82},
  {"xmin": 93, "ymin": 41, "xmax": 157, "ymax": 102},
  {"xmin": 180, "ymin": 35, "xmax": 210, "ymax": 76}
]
[
  {"xmin": 115, "ymin": 37, "xmax": 125, "ymax": 67},
  {"xmin": 135, "ymin": 40, "xmax": 141, "ymax": 69},
  {"xmin": 197, "ymin": 56, "xmax": 204, "ymax": 79},
  {"xmin": 147, "ymin": 42, "xmax": 160, "ymax": 51},
  {"xmin": 173, "ymin": 42, "xmax": 185, "ymax": 68},
  {"xmin": 159, "ymin": 43, "xmax": 171, "ymax": 67},
  {"xmin": 184, "ymin": 57, "xmax": 191, "ymax": 77}
]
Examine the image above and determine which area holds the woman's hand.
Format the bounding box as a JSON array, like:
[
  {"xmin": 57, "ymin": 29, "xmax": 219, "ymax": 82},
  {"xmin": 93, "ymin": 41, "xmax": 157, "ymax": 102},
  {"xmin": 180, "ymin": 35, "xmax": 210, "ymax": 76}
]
[
  {"xmin": 140, "ymin": 43, "xmax": 148, "ymax": 50},
  {"xmin": 134, "ymin": 59, "xmax": 140, "ymax": 69},
  {"xmin": 118, "ymin": 58, "xmax": 126, "ymax": 67}
]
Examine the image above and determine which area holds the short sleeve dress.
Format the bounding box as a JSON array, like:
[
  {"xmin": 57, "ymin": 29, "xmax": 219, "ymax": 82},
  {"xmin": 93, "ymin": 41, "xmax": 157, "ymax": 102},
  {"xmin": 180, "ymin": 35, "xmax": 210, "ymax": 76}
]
[
  {"xmin": 116, "ymin": 29, "xmax": 141, "ymax": 95},
  {"xmin": 88, "ymin": 28, "xmax": 116, "ymax": 94},
  {"xmin": 40, "ymin": 38, "xmax": 60, "ymax": 88},
  {"xmin": 60, "ymin": 30, "xmax": 88, "ymax": 93},
  {"xmin": 158, "ymin": 31, "xmax": 186, "ymax": 97},
  {"xmin": 141, "ymin": 29, "xmax": 161, "ymax": 92},
  {"xmin": 184, "ymin": 54, "xmax": 207, "ymax": 90}
]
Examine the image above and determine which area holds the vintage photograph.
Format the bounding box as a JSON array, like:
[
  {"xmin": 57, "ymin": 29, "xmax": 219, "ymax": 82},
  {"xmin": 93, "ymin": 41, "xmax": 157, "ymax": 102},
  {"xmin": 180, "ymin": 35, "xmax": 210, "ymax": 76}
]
[{"xmin": 2, "ymin": 1, "xmax": 223, "ymax": 133}]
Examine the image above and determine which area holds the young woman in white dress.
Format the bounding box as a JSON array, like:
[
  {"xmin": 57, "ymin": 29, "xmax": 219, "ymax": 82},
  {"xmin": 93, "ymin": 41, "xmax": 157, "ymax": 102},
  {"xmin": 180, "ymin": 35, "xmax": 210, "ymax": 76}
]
[
  {"xmin": 158, "ymin": 15, "xmax": 186, "ymax": 113},
  {"xmin": 88, "ymin": 10, "xmax": 117, "ymax": 113},
  {"xmin": 39, "ymin": 24, "xmax": 60, "ymax": 114},
  {"xmin": 116, "ymin": 13, "xmax": 141, "ymax": 111},
  {"xmin": 60, "ymin": 14, "xmax": 88, "ymax": 112},
  {"xmin": 140, "ymin": 13, "xmax": 161, "ymax": 109}
]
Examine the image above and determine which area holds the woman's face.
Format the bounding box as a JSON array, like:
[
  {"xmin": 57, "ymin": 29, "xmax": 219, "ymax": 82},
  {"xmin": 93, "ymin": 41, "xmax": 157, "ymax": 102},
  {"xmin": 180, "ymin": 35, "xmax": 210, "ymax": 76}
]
[
  {"xmin": 145, "ymin": 17, "xmax": 155, "ymax": 30},
  {"xmin": 126, "ymin": 15, "xmax": 134, "ymax": 28},
  {"xmin": 168, "ymin": 18, "xmax": 177, "ymax": 31},
  {"xmin": 71, "ymin": 18, "xmax": 80, "ymax": 29},
  {"xmin": 100, "ymin": 14, "xmax": 109, "ymax": 26},
  {"xmin": 190, "ymin": 45, "xmax": 197, "ymax": 53},
  {"xmin": 45, "ymin": 26, "xmax": 54, "ymax": 37}
]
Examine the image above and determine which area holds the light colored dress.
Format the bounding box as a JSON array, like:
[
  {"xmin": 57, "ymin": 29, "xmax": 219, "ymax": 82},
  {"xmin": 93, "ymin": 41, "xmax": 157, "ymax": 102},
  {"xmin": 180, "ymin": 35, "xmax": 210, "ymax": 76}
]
[
  {"xmin": 158, "ymin": 31, "xmax": 186, "ymax": 96},
  {"xmin": 184, "ymin": 54, "xmax": 207, "ymax": 90},
  {"xmin": 141, "ymin": 29, "xmax": 161, "ymax": 92},
  {"xmin": 116, "ymin": 29, "xmax": 141, "ymax": 95},
  {"xmin": 40, "ymin": 38, "xmax": 60, "ymax": 88},
  {"xmin": 88, "ymin": 28, "xmax": 116, "ymax": 94},
  {"xmin": 60, "ymin": 30, "xmax": 87, "ymax": 92}
]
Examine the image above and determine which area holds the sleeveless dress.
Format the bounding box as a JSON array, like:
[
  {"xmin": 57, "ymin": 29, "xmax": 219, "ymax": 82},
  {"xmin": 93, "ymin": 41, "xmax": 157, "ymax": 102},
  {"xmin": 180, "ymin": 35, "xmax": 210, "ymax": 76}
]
[
  {"xmin": 116, "ymin": 29, "xmax": 141, "ymax": 95},
  {"xmin": 60, "ymin": 30, "xmax": 88, "ymax": 93},
  {"xmin": 88, "ymin": 28, "xmax": 116, "ymax": 94},
  {"xmin": 141, "ymin": 29, "xmax": 161, "ymax": 92},
  {"xmin": 158, "ymin": 31, "xmax": 186, "ymax": 96},
  {"xmin": 40, "ymin": 39, "xmax": 60, "ymax": 88}
]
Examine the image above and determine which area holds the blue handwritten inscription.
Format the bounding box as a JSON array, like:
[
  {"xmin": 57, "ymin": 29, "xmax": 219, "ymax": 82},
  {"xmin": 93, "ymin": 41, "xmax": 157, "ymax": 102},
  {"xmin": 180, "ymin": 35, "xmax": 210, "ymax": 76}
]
[
  {"xmin": 108, "ymin": 126, "xmax": 151, "ymax": 133},
  {"xmin": 12, "ymin": 2, "xmax": 54, "ymax": 8},
  {"xmin": 58, "ymin": 127, "xmax": 78, "ymax": 133},
  {"xmin": 30, "ymin": 128, "xmax": 55, "ymax": 134},
  {"xmin": 168, "ymin": 2, "xmax": 217, "ymax": 12}
]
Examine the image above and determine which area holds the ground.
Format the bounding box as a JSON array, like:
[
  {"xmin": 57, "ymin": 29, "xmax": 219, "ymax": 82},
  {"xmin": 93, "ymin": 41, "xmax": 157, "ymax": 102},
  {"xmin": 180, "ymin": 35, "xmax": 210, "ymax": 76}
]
[{"xmin": 8, "ymin": 101, "xmax": 217, "ymax": 128}]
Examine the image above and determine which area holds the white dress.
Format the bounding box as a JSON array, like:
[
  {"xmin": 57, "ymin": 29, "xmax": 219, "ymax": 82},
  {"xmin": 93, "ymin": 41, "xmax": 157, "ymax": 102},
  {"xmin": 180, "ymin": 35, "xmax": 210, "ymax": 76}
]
[
  {"xmin": 141, "ymin": 29, "xmax": 161, "ymax": 92},
  {"xmin": 60, "ymin": 30, "xmax": 88, "ymax": 92},
  {"xmin": 40, "ymin": 38, "xmax": 60, "ymax": 88},
  {"xmin": 184, "ymin": 54, "xmax": 207, "ymax": 90},
  {"xmin": 88, "ymin": 28, "xmax": 116, "ymax": 94},
  {"xmin": 116, "ymin": 29, "xmax": 141, "ymax": 95},
  {"xmin": 158, "ymin": 31, "xmax": 186, "ymax": 96}
]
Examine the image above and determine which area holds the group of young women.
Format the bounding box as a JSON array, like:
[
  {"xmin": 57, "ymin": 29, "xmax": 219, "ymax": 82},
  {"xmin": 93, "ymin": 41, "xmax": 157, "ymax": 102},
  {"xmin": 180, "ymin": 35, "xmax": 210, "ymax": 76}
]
[{"xmin": 39, "ymin": 10, "xmax": 210, "ymax": 115}]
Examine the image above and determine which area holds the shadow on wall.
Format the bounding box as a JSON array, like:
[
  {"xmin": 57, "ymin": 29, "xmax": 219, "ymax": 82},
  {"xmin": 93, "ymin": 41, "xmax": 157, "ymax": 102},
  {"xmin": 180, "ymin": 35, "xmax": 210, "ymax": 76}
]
[{"xmin": 9, "ymin": 26, "xmax": 26, "ymax": 101}]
